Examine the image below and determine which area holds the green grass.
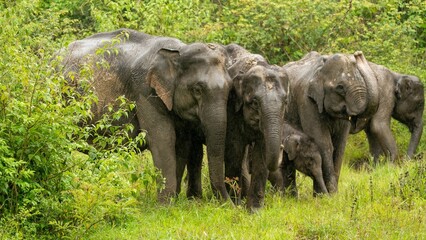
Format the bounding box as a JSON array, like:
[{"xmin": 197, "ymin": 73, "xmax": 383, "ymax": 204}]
[{"xmin": 86, "ymin": 152, "xmax": 426, "ymax": 240}]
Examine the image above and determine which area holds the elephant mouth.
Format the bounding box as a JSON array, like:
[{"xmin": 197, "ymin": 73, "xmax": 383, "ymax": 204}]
[
  {"xmin": 244, "ymin": 116, "xmax": 260, "ymax": 130},
  {"xmin": 327, "ymin": 111, "xmax": 350, "ymax": 120},
  {"xmin": 248, "ymin": 120, "xmax": 260, "ymax": 130}
]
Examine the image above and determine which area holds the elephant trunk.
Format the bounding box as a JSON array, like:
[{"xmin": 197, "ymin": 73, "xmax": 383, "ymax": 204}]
[
  {"xmin": 201, "ymin": 103, "xmax": 230, "ymax": 201},
  {"xmin": 313, "ymin": 170, "xmax": 328, "ymax": 195},
  {"xmin": 407, "ymin": 119, "xmax": 423, "ymax": 158},
  {"xmin": 261, "ymin": 98, "xmax": 284, "ymax": 172},
  {"xmin": 354, "ymin": 51, "xmax": 379, "ymax": 118}
]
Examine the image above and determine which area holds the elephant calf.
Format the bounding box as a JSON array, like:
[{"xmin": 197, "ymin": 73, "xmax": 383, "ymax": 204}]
[
  {"xmin": 268, "ymin": 122, "xmax": 328, "ymax": 196},
  {"xmin": 223, "ymin": 44, "xmax": 288, "ymax": 211}
]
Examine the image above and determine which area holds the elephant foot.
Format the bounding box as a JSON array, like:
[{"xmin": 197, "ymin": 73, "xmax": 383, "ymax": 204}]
[
  {"xmin": 157, "ymin": 179, "xmax": 177, "ymax": 204},
  {"xmin": 283, "ymin": 185, "xmax": 298, "ymax": 198},
  {"xmin": 186, "ymin": 188, "xmax": 203, "ymax": 199},
  {"xmin": 249, "ymin": 205, "xmax": 262, "ymax": 214},
  {"xmin": 313, "ymin": 191, "xmax": 328, "ymax": 197},
  {"xmin": 247, "ymin": 200, "xmax": 263, "ymax": 213},
  {"xmin": 230, "ymin": 195, "xmax": 242, "ymax": 205},
  {"xmin": 325, "ymin": 178, "xmax": 338, "ymax": 194},
  {"xmin": 157, "ymin": 191, "xmax": 176, "ymax": 204},
  {"xmin": 246, "ymin": 194, "xmax": 264, "ymax": 212}
]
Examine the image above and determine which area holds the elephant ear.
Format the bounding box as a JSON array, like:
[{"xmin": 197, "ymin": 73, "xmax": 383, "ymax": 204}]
[
  {"xmin": 395, "ymin": 75, "xmax": 413, "ymax": 99},
  {"xmin": 307, "ymin": 56, "xmax": 327, "ymax": 113},
  {"xmin": 232, "ymin": 74, "xmax": 244, "ymax": 112},
  {"xmin": 146, "ymin": 48, "xmax": 179, "ymax": 111},
  {"xmin": 230, "ymin": 56, "xmax": 259, "ymax": 112},
  {"xmin": 284, "ymin": 134, "xmax": 301, "ymax": 161}
]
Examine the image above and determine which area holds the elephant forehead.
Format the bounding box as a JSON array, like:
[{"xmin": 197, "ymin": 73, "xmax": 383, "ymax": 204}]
[
  {"xmin": 247, "ymin": 66, "xmax": 283, "ymax": 83},
  {"xmin": 180, "ymin": 43, "xmax": 227, "ymax": 65},
  {"xmin": 322, "ymin": 54, "xmax": 353, "ymax": 71},
  {"xmin": 205, "ymin": 75, "xmax": 230, "ymax": 89}
]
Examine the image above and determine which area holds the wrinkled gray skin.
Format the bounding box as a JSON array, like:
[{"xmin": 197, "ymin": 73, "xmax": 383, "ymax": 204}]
[
  {"xmin": 268, "ymin": 122, "xmax": 328, "ymax": 195},
  {"xmin": 350, "ymin": 63, "xmax": 424, "ymax": 163},
  {"xmin": 282, "ymin": 51, "xmax": 379, "ymax": 195},
  {"xmin": 62, "ymin": 29, "xmax": 232, "ymax": 203},
  {"xmin": 223, "ymin": 44, "xmax": 287, "ymax": 211},
  {"xmin": 181, "ymin": 44, "xmax": 288, "ymax": 211}
]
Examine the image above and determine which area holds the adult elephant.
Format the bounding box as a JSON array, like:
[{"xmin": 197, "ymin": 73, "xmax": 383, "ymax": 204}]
[
  {"xmin": 223, "ymin": 44, "xmax": 288, "ymax": 210},
  {"xmin": 350, "ymin": 63, "xmax": 424, "ymax": 163},
  {"xmin": 282, "ymin": 51, "xmax": 379, "ymax": 195},
  {"xmin": 61, "ymin": 29, "xmax": 232, "ymax": 203}
]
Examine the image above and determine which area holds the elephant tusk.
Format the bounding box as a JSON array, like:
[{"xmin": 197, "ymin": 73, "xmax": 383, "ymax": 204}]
[{"xmin": 280, "ymin": 144, "xmax": 284, "ymax": 150}]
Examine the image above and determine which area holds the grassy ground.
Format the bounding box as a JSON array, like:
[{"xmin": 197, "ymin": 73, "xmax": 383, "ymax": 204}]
[{"xmin": 86, "ymin": 151, "xmax": 426, "ymax": 239}]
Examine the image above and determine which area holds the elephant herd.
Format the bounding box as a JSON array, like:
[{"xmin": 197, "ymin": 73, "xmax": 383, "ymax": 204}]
[{"xmin": 61, "ymin": 29, "xmax": 424, "ymax": 212}]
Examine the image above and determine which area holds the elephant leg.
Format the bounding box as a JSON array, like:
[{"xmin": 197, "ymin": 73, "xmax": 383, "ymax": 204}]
[
  {"xmin": 364, "ymin": 128, "xmax": 383, "ymax": 164},
  {"xmin": 136, "ymin": 105, "xmax": 177, "ymax": 203},
  {"xmin": 281, "ymin": 153, "xmax": 297, "ymax": 197},
  {"xmin": 331, "ymin": 120, "xmax": 351, "ymax": 184},
  {"xmin": 313, "ymin": 180, "xmax": 321, "ymax": 197},
  {"xmin": 300, "ymin": 112, "xmax": 337, "ymax": 194},
  {"xmin": 368, "ymin": 116, "xmax": 398, "ymax": 162},
  {"xmin": 175, "ymin": 136, "xmax": 191, "ymax": 196},
  {"xmin": 240, "ymin": 144, "xmax": 252, "ymax": 201},
  {"xmin": 224, "ymin": 137, "xmax": 246, "ymax": 204},
  {"xmin": 247, "ymin": 142, "xmax": 268, "ymax": 212},
  {"xmin": 145, "ymin": 129, "xmax": 177, "ymax": 203},
  {"xmin": 186, "ymin": 141, "xmax": 203, "ymax": 198}
]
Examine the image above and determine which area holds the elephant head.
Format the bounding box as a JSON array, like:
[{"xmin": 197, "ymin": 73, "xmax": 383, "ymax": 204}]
[
  {"xmin": 146, "ymin": 43, "xmax": 232, "ymax": 199},
  {"xmin": 394, "ymin": 75, "xmax": 425, "ymax": 157},
  {"xmin": 283, "ymin": 133, "xmax": 328, "ymax": 194},
  {"xmin": 307, "ymin": 51, "xmax": 379, "ymax": 121},
  {"xmin": 232, "ymin": 63, "xmax": 288, "ymax": 172}
]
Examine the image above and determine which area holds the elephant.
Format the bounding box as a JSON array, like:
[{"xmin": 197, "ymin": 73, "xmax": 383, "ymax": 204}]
[
  {"xmin": 222, "ymin": 44, "xmax": 288, "ymax": 211},
  {"xmin": 281, "ymin": 51, "xmax": 379, "ymax": 195},
  {"xmin": 350, "ymin": 63, "xmax": 424, "ymax": 163},
  {"xmin": 268, "ymin": 122, "xmax": 328, "ymax": 196},
  {"xmin": 61, "ymin": 28, "xmax": 232, "ymax": 203}
]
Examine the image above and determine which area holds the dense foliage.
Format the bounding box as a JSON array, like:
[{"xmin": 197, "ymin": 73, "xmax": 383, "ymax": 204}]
[{"xmin": 0, "ymin": 0, "xmax": 425, "ymax": 239}]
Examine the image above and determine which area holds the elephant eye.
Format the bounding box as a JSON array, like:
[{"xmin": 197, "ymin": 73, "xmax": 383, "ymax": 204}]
[
  {"xmin": 250, "ymin": 98, "xmax": 259, "ymax": 110},
  {"xmin": 335, "ymin": 84, "xmax": 345, "ymax": 95},
  {"xmin": 191, "ymin": 83, "xmax": 205, "ymax": 97}
]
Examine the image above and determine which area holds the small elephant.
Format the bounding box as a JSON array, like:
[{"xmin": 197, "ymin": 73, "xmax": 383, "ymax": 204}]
[
  {"xmin": 61, "ymin": 29, "xmax": 232, "ymax": 203},
  {"xmin": 223, "ymin": 44, "xmax": 288, "ymax": 211},
  {"xmin": 350, "ymin": 63, "xmax": 424, "ymax": 163},
  {"xmin": 268, "ymin": 123, "xmax": 328, "ymax": 196},
  {"xmin": 282, "ymin": 51, "xmax": 380, "ymax": 195}
]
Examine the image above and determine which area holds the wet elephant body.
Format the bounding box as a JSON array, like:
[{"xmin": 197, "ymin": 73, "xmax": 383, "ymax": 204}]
[{"xmin": 62, "ymin": 29, "xmax": 232, "ymax": 203}]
